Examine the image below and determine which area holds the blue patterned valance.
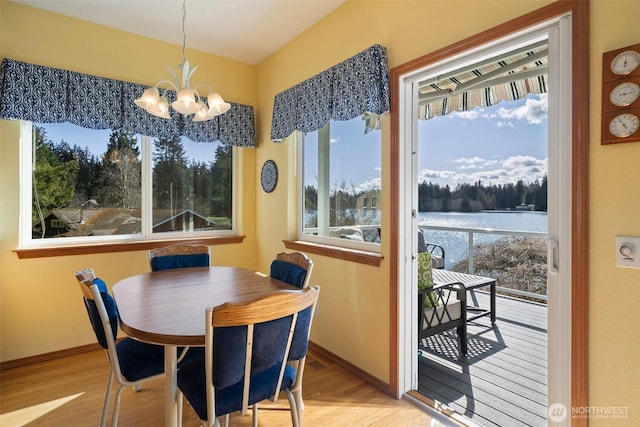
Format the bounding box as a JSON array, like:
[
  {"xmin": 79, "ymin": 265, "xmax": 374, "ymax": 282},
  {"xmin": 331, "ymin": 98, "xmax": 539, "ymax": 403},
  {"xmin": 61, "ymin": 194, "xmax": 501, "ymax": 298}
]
[
  {"xmin": 270, "ymin": 44, "xmax": 390, "ymax": 141},
  {"xmin": 0, "ymin": 58, "xmax": 255, "ymax": 147}
]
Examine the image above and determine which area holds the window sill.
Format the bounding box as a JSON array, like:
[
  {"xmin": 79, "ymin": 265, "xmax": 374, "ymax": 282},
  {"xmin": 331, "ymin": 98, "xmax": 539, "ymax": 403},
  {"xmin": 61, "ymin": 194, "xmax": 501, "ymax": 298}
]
[
  {"xmin": 14, "ymin": 236, "xmax": 245, "ymax": 259},
  {"xmin": 283, "ymin": 240, "xmax": 383, "ymax": 267}
]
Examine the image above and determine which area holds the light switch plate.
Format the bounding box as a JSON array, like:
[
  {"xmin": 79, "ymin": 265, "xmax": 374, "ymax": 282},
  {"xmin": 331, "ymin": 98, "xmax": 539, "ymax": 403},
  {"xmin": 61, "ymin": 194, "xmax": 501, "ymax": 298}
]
[{"xmin": 616, "ymin": 236, "xmax": 640, "ymax": 269}]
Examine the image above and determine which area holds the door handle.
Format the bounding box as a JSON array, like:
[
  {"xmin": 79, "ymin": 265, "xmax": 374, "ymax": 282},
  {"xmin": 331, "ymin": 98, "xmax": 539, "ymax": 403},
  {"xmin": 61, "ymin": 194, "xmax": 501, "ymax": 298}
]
[{"xmin": 548, "ymin": 239, "xmax": 559, "ymax": 274}]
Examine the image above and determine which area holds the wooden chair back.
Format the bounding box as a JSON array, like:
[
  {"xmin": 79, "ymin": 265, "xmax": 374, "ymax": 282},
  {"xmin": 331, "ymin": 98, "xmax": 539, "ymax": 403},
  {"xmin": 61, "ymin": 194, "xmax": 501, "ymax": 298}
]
[
  {"xmin": 148, "ymin": 244, "xmax": 210, "ymax": 271},
  {"xmin": 148, "ymin": 244, "xmax": 210, "ymax": 259},
  {"xmin": 274, "ymin": 251, "xmax": 314, "ymax": 288},
  {"xmin": 178, "ymin": 286, "xmax": 320, "ymax": 426}
]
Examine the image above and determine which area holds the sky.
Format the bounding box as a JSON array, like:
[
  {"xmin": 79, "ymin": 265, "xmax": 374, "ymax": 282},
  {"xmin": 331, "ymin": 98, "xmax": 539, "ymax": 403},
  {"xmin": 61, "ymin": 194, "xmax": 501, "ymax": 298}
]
[
  {"xmin": 41, "ymin": 92, "xmax": 548, "ymax": 191},
  {"xmin": 303, "ymin": 92, "xmax": 548, "ymax": 193},
  {"xmin": 418, "ymin": 93, "xmax": 548, "ymax": 189},
  {"xmin": 39, "ymin": 123, "xmax": 219, "ymax": 164}
]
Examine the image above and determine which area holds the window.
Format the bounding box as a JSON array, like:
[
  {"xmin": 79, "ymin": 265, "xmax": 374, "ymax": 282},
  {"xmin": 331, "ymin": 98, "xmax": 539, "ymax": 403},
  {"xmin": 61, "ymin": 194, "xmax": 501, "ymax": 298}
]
[
  {"xmin": 299, "ymin": 115, "xmax": 381, "ymax": 250},
  {"xmin": 22, "ymin": 121, "xmax": 234, "ymax": 247}
]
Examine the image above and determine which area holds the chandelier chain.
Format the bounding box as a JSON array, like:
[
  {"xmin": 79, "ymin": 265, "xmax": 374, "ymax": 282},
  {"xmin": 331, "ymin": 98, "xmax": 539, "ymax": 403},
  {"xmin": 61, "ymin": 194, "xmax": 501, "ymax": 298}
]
[{"xmin": 181, "ymin": 0, "xmax": 187, "ymax": 65}]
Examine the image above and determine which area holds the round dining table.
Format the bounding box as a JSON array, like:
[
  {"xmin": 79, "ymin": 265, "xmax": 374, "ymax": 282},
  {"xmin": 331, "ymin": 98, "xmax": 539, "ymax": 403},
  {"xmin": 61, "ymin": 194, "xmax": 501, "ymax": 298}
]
[{"xmin": 112, "ymin": 266, "xmax": 296, "ymax": 427}]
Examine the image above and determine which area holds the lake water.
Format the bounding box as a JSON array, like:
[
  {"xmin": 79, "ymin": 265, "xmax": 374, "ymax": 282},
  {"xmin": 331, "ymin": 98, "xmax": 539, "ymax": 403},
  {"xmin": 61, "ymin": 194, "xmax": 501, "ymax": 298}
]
[{"xmin": 418, "ymin": 211, "xmax": 548, "ymax": 269}]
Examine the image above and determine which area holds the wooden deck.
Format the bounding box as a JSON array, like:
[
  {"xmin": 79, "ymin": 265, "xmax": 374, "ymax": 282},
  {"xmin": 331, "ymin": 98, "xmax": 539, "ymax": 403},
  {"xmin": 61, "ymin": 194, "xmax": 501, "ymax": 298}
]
[{"xmin": 418, "ymin": 290, "xmax": 547, "ymax": 427}]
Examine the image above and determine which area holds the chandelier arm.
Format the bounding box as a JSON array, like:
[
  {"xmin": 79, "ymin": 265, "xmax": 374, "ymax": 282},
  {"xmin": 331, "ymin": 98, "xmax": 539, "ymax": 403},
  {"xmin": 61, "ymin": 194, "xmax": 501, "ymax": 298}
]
[
  {"xmin": 154, "ymin": 80, "xmax": 179, "ymax": 92},
  {"xmin": 192, "ymin": 84, "xmax": 213, "ymax": 100}
]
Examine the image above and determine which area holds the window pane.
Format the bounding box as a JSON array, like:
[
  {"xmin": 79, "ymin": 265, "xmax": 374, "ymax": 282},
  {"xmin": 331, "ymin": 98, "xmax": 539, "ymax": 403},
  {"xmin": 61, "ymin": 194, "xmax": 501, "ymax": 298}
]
[
  {"xmin": 302, "ymin": 116, "xmax": 381, "ymax": 244},
  {"xmin": 28, "ymin": 123, "xmax": 233, "ymax": 243},
  {"xmin": 152, "ymin": 136, "xmax": 232, "ymax": 233},
  {"xmin": 32, "ymin": 123, "xmax": 142, "ymax": 239}
]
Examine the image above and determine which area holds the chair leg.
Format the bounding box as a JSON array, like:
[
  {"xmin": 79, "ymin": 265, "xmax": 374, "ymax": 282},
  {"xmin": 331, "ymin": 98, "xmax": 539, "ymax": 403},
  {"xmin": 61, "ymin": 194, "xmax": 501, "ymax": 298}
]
[
  {"xmin": 111, "ymin": 384, "xmax": 126, "ymax": 427},
  {"xmin": 291, "ymin": 361, "xmax": 304, "ymax": 411},
  {"xmin": 252, "ymin": 403, "xmax": 258, "ymax": 427},
  {"xmin": 458, "ymin": 325, "xmax": 468, "ymax": 356},
  {"xmin": 100, "ymin": 371, "xmax": 115, "ymax": 427},
  {"xmin": 285, "ymin": 389, "xmax": 300, "ymax": 427},
  {"xmin": 177, "ymin": 390, "xmax": 183, "ymax": 427}
]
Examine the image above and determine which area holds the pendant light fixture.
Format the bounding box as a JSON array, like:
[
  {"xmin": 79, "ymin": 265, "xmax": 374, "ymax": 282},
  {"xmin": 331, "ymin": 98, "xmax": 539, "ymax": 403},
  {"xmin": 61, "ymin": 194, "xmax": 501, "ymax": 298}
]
[{"xmin": 134, "ymin": 0, "xmax": 230, "ymax": 121}]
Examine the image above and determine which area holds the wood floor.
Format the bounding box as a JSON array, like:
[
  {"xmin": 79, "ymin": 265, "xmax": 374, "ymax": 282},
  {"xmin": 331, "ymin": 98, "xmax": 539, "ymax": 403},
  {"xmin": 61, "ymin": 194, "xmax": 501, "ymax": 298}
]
[
  {"xmin": 0, "ymin": 348, "xmax": 451, "ymax": 427},
  {"xmin": 418, "ymin": 291, "xmax": 547, "ymax": 427}
]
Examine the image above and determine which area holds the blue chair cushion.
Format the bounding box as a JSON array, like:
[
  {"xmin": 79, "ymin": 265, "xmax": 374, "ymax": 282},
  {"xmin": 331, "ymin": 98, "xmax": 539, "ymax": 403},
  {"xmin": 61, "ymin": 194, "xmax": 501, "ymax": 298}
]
[
  {"xmin": 288, "ymin": 306, "xmax": 312, "ymax": 361},
  {"xmin": 270, "ymin": 260, "xmax": 307, "ymax": 289},
  {"xmin": 116, "ymin": 338, "xmax": 165, "ymax": 381},
  {"xmin": 213, "ymin": 316, "xmax": 291, "ymax": 390},
  {"xmin": 150, "ymin": 254, "xmax": 210, "ymax": 271},
  {"xmin": 178, "ymin": 360, "xmax": 296, "ymax": 421},
  {"xmin": 84, "ymin": 281, "xmax": 119, "ymax": 349},
  {"xmin": 93, "ymin": 277, "xmax": 108, "ymax": 293}
]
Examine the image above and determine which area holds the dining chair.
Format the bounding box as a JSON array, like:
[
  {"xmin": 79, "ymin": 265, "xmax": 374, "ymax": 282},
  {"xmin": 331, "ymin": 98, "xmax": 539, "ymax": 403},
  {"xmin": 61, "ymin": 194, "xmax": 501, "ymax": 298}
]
[
  {"xmin": 148, "ymin": 244, "xmax": 210, "ymax": 271},
  {"xmin": 177, "ymin": 285, "xmax": 320, "ymax": 427},
  {"xmin": 74, "ymin": 269, "xmax": 165, "ymax": 427},
  {"xmin": 269, "ymin": 252, "xmax": 314, "ymax": 289}
]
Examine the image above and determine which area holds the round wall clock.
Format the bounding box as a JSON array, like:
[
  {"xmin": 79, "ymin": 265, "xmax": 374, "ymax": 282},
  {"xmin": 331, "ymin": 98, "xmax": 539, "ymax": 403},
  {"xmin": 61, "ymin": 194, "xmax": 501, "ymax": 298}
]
[
  {"xmin": 609, "ymin": 113, "xmax": 640, "ymax": 138},
  {"xmin": 260, "ymin": 160, "xmax": 278, "ymax": 193},
  {"xmin": 610, "ymin": 50, "xmax": 640, "ymax": 75},
  {"xmin": 609, "ymin": 81, "xmax": 640, "ymax": 107},
  {"xmin": 601, "ymin": 43, "xmax": 640, "ymax": 145}
]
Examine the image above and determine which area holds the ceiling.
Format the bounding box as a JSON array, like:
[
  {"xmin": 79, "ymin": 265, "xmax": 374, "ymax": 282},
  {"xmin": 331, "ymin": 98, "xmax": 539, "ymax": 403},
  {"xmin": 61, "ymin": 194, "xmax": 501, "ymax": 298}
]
[{"xmin": 12, "ymin": 0, "xmax": 346, "ymax": 65}]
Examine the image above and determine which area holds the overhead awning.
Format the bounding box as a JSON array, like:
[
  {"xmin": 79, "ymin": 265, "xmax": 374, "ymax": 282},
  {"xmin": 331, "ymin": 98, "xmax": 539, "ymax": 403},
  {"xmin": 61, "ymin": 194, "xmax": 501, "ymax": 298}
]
[{"xmin": 418, "ymin": 40, "xmax": 548, "ymax": 120}]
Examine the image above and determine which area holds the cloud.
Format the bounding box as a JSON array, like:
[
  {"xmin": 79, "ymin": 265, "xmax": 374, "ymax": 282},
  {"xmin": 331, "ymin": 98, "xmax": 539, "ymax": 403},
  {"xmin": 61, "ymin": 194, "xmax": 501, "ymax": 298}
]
[
  {"xmin": 353, "ymin": 177, "xmax": 381, "ymax": 192},
  {"xmin": 452, "ymin": 110, "xmax": 481, "ymax": 120},
  {"xmin": 451, "ymin": 156, "xmax": 499, "ymax": 170},
  {"xmin": 496, "ymin": 93, "xmax": 548, "ymax": 125},
  {"xmin": 449, "ymin": 94, "xmax": 548, "ymax": 127},
  {"xmin": 419, "ymin": 155, "xmax": 547, "ymax": 187}
]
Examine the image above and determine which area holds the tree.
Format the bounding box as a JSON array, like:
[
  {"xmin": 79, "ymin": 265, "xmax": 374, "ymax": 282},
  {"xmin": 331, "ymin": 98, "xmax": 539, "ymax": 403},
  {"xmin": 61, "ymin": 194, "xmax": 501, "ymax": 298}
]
[
  {"xmin": 209, "ymin": 143, "xmax": 233, "ymax": 218},
  {"xmin": 100, "ymin": 129, "xmax": 141, "ymax": 208},
  {"xmin": 32, "ymin": 127, "xmax": 79, "ymax": 220},
  {"xmin": 70, "ymin": 145, "xmax": 102, "ymax": 206},
  {"xmin": 152, "ymin": 135, "xmax": 188, "ymax": 212}
]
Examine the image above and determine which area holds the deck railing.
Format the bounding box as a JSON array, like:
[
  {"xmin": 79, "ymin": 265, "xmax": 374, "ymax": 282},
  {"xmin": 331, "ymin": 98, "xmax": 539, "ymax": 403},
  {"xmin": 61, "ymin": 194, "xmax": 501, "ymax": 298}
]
[{"xmin": 419, "ymin": 224, "xmax": 548, "ymax": 302}]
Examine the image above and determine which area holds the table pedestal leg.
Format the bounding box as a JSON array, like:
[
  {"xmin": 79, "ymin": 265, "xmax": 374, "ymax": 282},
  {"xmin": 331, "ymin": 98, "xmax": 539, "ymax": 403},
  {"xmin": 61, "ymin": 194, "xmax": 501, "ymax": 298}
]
[{"xmin": 165, "ymin": 345, "xmax": 178, "ymax": 427}]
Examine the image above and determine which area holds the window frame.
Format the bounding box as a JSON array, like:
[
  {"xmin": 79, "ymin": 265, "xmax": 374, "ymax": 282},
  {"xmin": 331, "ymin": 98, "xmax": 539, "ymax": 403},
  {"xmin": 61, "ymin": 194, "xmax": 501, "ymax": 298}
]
[
  {"xmin": 295, "ymin": 119, "xmax": 382, "ymax": 255},
  {"xmin": 18, "ymin": 121, "xmax": 240, "ymax": 252}
]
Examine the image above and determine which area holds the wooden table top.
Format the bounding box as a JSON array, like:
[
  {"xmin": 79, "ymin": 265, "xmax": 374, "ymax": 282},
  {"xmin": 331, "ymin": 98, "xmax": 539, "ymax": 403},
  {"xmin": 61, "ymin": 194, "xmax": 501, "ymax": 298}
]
[{"xmin": 113, "ymin": 266, "xmax": 296, "ymax": 346}]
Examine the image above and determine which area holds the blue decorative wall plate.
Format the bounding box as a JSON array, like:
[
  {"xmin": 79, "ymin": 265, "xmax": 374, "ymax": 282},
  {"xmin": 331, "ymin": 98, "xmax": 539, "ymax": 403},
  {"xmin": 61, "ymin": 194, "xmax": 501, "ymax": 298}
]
[{"xmin": 261, "ymin": 160, "xmax": 278, "ymax": 193}]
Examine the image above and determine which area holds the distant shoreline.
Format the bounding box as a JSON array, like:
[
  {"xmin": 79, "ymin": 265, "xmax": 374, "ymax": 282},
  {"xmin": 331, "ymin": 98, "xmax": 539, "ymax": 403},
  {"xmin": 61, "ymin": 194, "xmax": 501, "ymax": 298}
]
[
  {"xmin": 419, "ymin": 210, "xmax": 548, "ymax": 214},
  {"xmin": 481, "ymin": 210, "xmax": 547, "ymax": 214}
]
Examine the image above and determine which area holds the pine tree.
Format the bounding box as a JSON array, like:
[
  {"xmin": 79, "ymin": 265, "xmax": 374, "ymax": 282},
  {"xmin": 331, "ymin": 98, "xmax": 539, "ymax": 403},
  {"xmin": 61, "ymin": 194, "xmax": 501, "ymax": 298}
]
[{"xmin": 32, "ymin": 127, "xmax": 79, "ymax": 220}]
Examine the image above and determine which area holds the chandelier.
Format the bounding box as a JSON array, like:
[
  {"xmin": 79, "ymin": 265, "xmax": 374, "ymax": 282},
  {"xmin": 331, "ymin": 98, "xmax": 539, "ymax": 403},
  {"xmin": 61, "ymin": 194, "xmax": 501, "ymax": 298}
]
[{"xmin": 134, "ymin": 0, "xmax": 230, "ymax": 122}]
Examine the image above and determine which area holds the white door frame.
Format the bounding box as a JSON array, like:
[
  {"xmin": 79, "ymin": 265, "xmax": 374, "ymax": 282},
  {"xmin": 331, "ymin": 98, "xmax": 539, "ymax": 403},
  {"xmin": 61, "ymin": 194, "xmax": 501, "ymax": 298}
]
[{"xmin": 397, "ymin": 16, "xmax": 573, "ymax": 424}]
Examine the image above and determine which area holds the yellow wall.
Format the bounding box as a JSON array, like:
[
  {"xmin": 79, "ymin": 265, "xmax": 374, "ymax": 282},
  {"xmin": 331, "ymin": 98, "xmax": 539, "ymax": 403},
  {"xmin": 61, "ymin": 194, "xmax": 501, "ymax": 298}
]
[
  {"xmin": 2, "ymin": 0, "xmax": 640, "ymax": 423},
  {"xmin": 0, "ymin": 2, "xmax": 259, "ymax": 361},
  {"xmin": 589, "ymin": 0, "xmax": 640, "ymax": 421}
]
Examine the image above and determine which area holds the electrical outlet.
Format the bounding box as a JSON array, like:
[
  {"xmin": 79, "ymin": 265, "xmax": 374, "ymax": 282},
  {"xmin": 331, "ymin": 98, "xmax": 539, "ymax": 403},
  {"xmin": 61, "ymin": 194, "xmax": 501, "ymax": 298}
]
[{"xmin": 616, "ymin": 236, "xmax": 640, "ymax": 269}]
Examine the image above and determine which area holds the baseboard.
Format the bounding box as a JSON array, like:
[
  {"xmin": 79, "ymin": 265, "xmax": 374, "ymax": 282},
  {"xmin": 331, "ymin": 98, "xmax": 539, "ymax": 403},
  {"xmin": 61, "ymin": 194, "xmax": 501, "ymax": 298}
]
[
  {"xmin": 308, "ymin": 341, "xmax": 393, "ymax": 397},
  {"xmin": 3, "ymin": 338, "xmax": 395, "ymax": 401},
  {"xmin": 0, "ymin": 343, "xmax": 102, "ymax": 371}
]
